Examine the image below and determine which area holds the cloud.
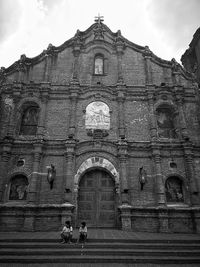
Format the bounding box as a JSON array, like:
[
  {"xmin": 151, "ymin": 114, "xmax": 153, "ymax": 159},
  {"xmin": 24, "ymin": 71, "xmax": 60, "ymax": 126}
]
[
  {"xmin": 38, "ymin": 0, "xmax": 60, "ymax": 10},
  {"xmin": 0, "ymin": 0, "xmax": 199, "ymax": 67},
  {"xmin": 0, "ymin": 0, "xmax": 22, "ymax": 42},
  {"xmin": 147, "ymin": 0, "xmax": 200, "ymax": 59}
]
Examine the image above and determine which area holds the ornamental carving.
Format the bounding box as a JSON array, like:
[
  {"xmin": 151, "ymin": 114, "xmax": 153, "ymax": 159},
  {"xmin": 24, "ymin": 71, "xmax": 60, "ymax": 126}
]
[{"xmin": 85, "ymin": 101, "xmax": 110, "ymax": 130}]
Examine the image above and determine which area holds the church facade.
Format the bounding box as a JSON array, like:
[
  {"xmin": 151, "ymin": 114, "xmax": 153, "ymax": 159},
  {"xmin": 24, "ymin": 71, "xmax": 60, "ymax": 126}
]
[{"xmin": 0, "ymin": 18, "xmax": 200, "ymax": 232}]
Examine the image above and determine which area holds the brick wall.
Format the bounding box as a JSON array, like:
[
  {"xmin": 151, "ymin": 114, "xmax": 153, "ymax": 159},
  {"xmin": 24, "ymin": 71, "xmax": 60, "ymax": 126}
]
[{"xmin": 0, "ymin": 22, "xmax": 200, "ymax": 232}]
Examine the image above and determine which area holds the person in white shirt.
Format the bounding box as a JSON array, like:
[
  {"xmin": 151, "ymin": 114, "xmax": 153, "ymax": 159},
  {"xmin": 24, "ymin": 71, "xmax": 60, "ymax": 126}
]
[
  {"xmin": 77, "ymin": 221, "xmax": 87, "ymax": 243},
  {"xmin": 60, "ymin": 221, "xmax": 73, "ymax": 244}
]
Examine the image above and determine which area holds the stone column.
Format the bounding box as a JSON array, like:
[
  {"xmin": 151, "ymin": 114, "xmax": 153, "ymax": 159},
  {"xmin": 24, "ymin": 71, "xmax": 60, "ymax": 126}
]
[
  {"xmin": 63, "ymin": 139, "xmax": 76, "ymax": 203},
  {"xmin": 117, "ymin": 90, "xmax": 126, "ymax": 138},
  {"xmin": 152, "ymin": 146, "xmax": 166, "ymax": 206},
  {"xmin": 184, "ymin": 142, "xmax": 199, "ymax": 205},
  {"xmin": 147, "ymin": 90, "xmax": 157, "ymax": 139},
  {"xmin": 118, "ymin": 140, "xmax": 128, "ymax": 194},
  {"xmin": 37, "ymin": 84, "xmax": 50, "ymax": 137},
  {"xmin": 0, "ymin": 141, "xmax": 12, "ymax": 202},
  {"xmin": 28, "ymin": 142, "xmax": 43, "ymax": 203}
]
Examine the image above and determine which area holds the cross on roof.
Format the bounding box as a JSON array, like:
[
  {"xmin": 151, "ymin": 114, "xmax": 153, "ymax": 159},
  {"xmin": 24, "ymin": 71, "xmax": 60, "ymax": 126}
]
[{"xmin": 95, "ymin": 13, "xmax": 104, "ymax": 24}]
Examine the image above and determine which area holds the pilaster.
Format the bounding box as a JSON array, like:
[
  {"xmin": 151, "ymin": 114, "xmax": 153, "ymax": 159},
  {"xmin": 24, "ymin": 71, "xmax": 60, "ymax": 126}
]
[
  {"xmin": 6, "ymin": 86, "xmax": 21, "ymax": 137},
  {"xmin": 175, "ymin": 88, "xmax": 189, "ymax": 139},
  {"xmin": 43, "ymin": 43, "xmax": 56, "ymax": 82},
  {"xmin": 117, "ymin": 140, "xmax": 128, "ymax": 193},
  {"xmin": 28, "ymin": 142, "xmax": 43, "ymax": 204},
  {"xmin": 147, "ymin": 88, "xmax": 157, "ymax": 139},
  {"xmin": 37, "ymin": 83, "xmax": 50, "ymax": 137},
  {"xmin": 115, "ymin": 30, "xmax": 125, "ymax": 84},
  {"xmin": 183, "ymin": 141, "xmax": 199, "ymax": 205},
  {"xmin": 171, "ymin": 58, "xmax": 181, "ymax": 85},
  {"xmin": 116, "ymin": 88, "xmax": 126, "ymax": 138},
  {"xmin": 143, "ymin": 46, "xmax": 153, "ymax": 85},
  {"xmin": 16, "ymin": 54, "xmax": 27, "ymax": 83},
  {"xmin": 0, "ymin": 140, "xmax": 13, "ymax": 201},
  {"xmin": 68, "ymin": 82, "xmax": 80, "ymax": 138},
  {"xmin": 152, "ymin": 145, "xmax": 166, "ymax": 206},
  {"xmin": 63, "ymin": 139, "xmax": 76, "ymax": 203},
  {"xmin": 72, "ymin": 30, "xmax": 82, "ymax": 81}
]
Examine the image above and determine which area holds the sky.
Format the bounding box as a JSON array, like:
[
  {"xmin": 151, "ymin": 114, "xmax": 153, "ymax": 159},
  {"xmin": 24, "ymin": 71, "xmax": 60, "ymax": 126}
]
[{"xmin": 0, "ymin": 0, "xmax": 199, "ymax": 68}]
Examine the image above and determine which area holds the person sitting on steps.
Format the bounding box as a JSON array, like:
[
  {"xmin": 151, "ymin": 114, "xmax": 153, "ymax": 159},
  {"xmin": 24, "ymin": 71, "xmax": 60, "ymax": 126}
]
[
  {"xmin": 77, "ymin": 221, "xmax": 87, "ymax": 244},
  {"xmin": 60, "ymin": 220, "xmax": 73, "ymax": 244}
]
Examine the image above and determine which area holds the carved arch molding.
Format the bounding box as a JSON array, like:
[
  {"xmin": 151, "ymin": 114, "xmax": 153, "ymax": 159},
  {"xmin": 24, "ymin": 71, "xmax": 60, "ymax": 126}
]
[{"xmin": 74, "ymin": 157, "xmax": 119, "ymax": 191}]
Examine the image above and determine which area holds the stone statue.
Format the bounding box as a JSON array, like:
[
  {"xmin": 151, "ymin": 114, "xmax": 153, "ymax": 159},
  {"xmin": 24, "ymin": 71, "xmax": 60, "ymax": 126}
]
[
  {"xmin": 47, "ymin": 164, "xmax": 56, "ymax": 190},
  {"xmin": 139, "ymin": 166, "xmax": 147, "ymax": 191}
]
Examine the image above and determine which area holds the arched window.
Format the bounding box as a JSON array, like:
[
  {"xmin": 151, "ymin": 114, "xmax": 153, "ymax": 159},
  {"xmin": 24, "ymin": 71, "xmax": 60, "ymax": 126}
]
[
  {"xmin": 20, "ymin": 106, "xmax": 39, "ymax": 135},
  {"xmin": 9, "ymin": 175, "xmax": 28, "ymax": 201},
  {"xmin": 156, "ymin": 105, "xmax": 176, "ymax": 138},
  {"xmin": 165, "ymin": 176, "xmax": 184, "ymax": 203},
  {"xmin": 94, "ymin": 55, "xmax": 104, "ymax": 75},
  {"xmin": 85, "ymin": 101, "xmax": 110, "ymax": 130}
]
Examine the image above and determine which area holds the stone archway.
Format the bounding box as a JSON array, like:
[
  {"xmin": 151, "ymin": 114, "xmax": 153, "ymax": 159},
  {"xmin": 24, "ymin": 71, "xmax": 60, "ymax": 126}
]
[
  {"xmin": 74, "ymin": 157, "xmax": 120, "ymax": 227},
  {"xmin": 74, "ymin": 157, "xmax": 119, "ymax": 190}
]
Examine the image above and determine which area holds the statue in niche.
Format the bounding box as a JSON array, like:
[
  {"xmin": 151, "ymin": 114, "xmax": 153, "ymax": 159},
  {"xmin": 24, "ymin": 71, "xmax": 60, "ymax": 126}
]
[
  {"xmin": 9, "ymin": 175, "xmax": 28, "ymax": 200},
  {"xmin": 20, "ymin": 107, "xmax": 39, "ymax": 135},
  {"xmin": 165, "ymin": 177, "xmax": 184, "ymax": 203},
  {"xmin": 157, "ymin": 108, "xmax": 176, "ymax": 138},
  {"xmin": 138, "ymin": 166, "xmax": 147, "ymax": 191},
  {"xmin": 47, "ymin": 164, "xmax": 56, "ymax": 190},
  {"xmin": 94, "ymin": 57, "xmax": 103, "ymax": 75}
]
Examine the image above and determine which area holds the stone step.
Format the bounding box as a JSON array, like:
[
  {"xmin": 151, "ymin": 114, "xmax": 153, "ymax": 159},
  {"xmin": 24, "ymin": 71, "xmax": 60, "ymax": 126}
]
[
  {"xmin": 1, "ymin": 248, "xmax": 200, "ymax": 256},
  {"xmin": 1, "ymin": 255, "xmax": 200, "ymax": 264},
  {"xmin": 1, "ymin": 235, "xmax": 200, "ymax": 264},
  {"xmin": 1, "ymin": 242, "xmax": 200, "ymax": 250},
  {"xmin": 1, "ymin": 238, "xmax": 200, "ymax": 243}
]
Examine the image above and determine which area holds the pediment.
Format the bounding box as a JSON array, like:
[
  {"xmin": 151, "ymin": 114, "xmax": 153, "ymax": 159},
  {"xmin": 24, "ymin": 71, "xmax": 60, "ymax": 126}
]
[{"xmin": 1, "ymin": 21, "xmax": 193, "ymax": 81}]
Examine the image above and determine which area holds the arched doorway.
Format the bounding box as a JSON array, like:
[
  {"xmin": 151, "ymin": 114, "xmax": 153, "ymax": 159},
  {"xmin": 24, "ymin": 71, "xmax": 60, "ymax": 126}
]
[{"xmin": 77, "ymin": 169, "xmax": 116, "ymax": 227}]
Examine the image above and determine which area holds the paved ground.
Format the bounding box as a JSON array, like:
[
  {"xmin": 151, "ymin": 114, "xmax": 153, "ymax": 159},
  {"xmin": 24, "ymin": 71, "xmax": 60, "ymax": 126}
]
[{"xmin": 0, "ymin": 228, "xmax": 199, "ymax": 241}]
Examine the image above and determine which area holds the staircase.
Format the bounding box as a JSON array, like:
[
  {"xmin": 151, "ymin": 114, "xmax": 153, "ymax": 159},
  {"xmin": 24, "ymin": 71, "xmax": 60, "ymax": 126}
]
[{"xmin": 0, "ymin": 237, "xmax": 200, "ymax": 265}]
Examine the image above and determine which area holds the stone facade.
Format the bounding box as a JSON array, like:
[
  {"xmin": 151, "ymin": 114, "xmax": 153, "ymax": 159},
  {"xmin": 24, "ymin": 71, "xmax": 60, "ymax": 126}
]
[
  {"xmin": 181, "ymin": 27, "xmax": 200, "ymax": 86},
  {"xmin": 0, "ymin": 19, "xmax": 200, "ymax": 232}
]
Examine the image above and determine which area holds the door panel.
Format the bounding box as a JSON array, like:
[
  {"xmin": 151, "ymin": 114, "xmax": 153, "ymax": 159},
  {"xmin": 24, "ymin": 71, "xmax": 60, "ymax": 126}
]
[{"xmin": 78, "ymin": 169, "xmax": 116, "ymax": 227}]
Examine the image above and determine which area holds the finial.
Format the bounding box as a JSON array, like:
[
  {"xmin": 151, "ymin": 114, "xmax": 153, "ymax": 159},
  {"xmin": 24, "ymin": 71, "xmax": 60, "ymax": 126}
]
[{"xmin": 94, "ymin": 13, "xmax": 104, "ymax": 24}]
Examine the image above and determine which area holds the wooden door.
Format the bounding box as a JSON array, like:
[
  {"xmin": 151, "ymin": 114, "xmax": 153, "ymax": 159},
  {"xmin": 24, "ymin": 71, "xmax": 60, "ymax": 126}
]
[{"xmin": 78, "ymin": 169, "xmax": 116, "ymax": 227}]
